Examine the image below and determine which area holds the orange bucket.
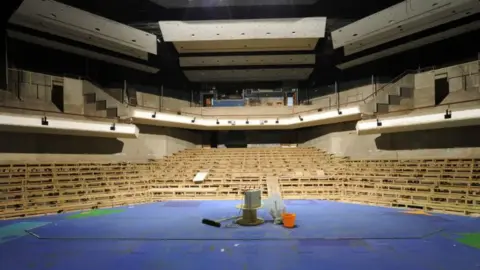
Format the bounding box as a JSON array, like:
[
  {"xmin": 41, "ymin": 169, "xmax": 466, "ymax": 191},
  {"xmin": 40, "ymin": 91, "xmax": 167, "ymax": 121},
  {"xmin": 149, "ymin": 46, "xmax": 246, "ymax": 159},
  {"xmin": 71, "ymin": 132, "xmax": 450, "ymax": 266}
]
[{"xmin": 282, "ymin": 213, "xmax": 296, "ymax": 228}]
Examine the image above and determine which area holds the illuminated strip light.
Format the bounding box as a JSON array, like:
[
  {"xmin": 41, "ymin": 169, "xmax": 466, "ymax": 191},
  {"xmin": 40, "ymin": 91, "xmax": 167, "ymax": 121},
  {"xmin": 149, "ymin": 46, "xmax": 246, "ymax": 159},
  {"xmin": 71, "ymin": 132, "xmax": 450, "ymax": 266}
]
[
  {"xmin": 0, "ymin": 114, "xmax": 139, "ymax": 138},
  {"xmin": 356, "ymin": 108, "xmax": 480, "ymax": 135},
  {"xmin": 336, "ymin": 21, "xmax": 480, "ymax": 70},
  {"xmin": 7, "ymin": 30, "xmax": 159, "ymax": 74},
  {"xmin": 131, "ymin": 107, "xmax": 361, "ymax": 130}
]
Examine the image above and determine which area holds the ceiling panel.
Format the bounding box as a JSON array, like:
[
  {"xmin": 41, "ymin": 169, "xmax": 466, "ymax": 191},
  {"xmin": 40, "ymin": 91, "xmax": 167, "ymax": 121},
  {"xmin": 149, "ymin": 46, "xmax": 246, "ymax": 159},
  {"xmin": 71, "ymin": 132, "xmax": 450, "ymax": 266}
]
[
  {"xmin": 174, "ymin": 38, "xmax": 319, "ymax": 53},
  {"xmin": 8, "ymin": 30, "xmax": 160, "ymax": 74},
  {"xmin": 336, "ymin": 21, "xmax": 480, "ymax": 69},
  {"xmin": 150, "ymin": 0, "xmax": 319, "ymax": 8},
  {"xmin": 180, "ymin": 54, "xmax": 315, "ymax": 67},
  {"xmin": 331, "ymin": 0, "xmax": 479, "ymax": 55},
  {"xmin": 184, "ymin": 68, "xmax": 313, "ymax": 82},
  {"xmin": 9, "ymin": 0, "xmax": 158, "ymax": 59},
  {"xmin": 159, "ymin": 18, "xmax": 326, "ymax": 42}
]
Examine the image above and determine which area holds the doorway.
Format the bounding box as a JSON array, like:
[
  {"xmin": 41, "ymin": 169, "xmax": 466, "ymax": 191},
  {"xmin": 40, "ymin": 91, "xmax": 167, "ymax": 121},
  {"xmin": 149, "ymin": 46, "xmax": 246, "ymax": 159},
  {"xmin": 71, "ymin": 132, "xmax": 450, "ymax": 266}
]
[
  {"xmin": 434, "ymin": 76, "xmax": 449, "ymax": 105},
  {"xmin": 210, "ymin": 132, "xmax": 218, "ymax": 148},
  {"xmin": 51, "ymin": 84, "xmax": 64, "ymax": 112}
]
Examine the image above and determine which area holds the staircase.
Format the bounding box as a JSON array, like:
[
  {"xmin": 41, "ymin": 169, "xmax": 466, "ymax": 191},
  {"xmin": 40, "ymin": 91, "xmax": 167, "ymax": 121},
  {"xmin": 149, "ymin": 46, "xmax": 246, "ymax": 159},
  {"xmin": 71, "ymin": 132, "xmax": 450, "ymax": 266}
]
[
  {"xmin": 83, "ymin": 92, "xmax": 118, "ymax": 118},
  {"xmin": 362, "ymin": 73, "xmax": 415, "ymax": 114},
  {"xmin": 375, "ymin": 85, "xmax": 414, "ymax": 113},
  {"xmin": 82, "ymin": 80, "xmax": 126, "ymax": 118}
]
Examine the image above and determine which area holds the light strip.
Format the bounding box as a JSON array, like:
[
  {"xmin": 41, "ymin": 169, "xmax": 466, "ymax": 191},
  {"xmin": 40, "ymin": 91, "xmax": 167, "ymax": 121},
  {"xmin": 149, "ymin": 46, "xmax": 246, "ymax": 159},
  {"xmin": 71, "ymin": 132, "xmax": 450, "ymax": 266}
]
[
  {"xmin": 131, "ymin": 107, "xmax": 361, "ymax": 130},
  {"xmin": 0, "ymin": 114, "xmax": 139, "ymax": 138},
  {"xmin": 356, "ymin": 108, "xmax": 480, "ymax": 135}
]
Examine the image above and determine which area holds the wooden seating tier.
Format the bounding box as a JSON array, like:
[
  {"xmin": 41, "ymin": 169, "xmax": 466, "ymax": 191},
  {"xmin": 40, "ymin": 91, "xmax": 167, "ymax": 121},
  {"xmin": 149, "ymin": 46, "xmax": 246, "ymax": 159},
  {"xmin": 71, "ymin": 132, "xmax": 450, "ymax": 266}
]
[{"xmin": 1, "ymin": 147, "xmax": 479, "ymax": 219}]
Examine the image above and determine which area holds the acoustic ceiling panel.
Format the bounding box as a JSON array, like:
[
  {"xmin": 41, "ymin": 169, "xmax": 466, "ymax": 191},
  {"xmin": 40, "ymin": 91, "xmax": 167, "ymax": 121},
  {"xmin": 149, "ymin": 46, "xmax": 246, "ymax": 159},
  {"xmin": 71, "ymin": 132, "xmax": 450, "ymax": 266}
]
[
  {"xmin": 159, "ymin": 18, "xmax": 326, "ymax": 42},
  {"xmin": 336, "ymin": 20, "xmax": 480, "ymax": 70},
  {"xmin": 180, "ymin": 54, "xmax": 315, "ymax": 67},
  {"xmin": 9, "ymin": 0, "xmax": 158, "ymax": 60},
  {"xmin": 150, "ymin": 0, "xmax": 319, "ymax": 8},
  {"xmin": 173, "ymin": 39, "xmax": 319, "ymax": 53},
  {"xmin": 184, "ymin": 68, "xmax": 313, "ymax": 82},
  {"xmin": 331, "ymin": 0, "xmax": 480, "ymax": 55},
  {"xmin": 8, "ymin": 31, "xmax": 160, "ymax": 74}
]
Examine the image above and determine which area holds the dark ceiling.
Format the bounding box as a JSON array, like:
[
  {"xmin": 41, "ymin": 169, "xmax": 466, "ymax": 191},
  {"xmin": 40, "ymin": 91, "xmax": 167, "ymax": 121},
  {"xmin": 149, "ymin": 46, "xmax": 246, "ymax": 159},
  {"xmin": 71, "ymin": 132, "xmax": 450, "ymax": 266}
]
[
  {"xmin": 2, "ymin": 0, "xmax": 479, "ymax": 91},
  {"xmin": 57, "ymin": 0, "xmax": 404, "ymax": 22}
]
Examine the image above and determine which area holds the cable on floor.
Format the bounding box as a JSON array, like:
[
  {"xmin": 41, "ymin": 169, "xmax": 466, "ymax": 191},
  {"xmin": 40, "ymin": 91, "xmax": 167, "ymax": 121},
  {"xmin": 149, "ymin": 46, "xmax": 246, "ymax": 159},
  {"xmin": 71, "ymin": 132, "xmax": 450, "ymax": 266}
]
[{"xmin": 25, "ymin": 229, "xmax": 444, "ymax": 241}]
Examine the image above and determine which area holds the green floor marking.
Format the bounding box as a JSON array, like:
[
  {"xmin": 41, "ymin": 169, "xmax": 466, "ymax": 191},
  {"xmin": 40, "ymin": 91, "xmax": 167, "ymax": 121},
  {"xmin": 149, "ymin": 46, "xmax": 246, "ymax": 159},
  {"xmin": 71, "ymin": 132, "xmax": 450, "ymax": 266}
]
[
  {"xmin": 457, "ymin": 233, "xmax": 480, "ymax": 249},
  {"xmin": 67, "ymin": 209, "xmax": 125, "ymax": 219},
  {"xmin": 0, "ymin": 222, "xmax": 50, "ymax": 244}
]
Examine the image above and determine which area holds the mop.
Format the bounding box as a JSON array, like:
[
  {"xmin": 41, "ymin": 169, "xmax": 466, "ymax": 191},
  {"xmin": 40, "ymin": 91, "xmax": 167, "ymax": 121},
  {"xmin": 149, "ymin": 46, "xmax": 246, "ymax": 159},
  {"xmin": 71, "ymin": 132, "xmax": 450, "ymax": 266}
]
[{"xmin": 264, "ymin": 193, "xmax": 286, "ymax": 225}]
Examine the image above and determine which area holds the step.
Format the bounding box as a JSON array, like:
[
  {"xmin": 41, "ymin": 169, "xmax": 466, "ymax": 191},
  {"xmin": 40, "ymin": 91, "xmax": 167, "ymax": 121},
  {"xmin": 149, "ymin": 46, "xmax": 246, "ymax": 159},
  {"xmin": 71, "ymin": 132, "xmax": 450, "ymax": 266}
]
[
  {"xmin": 388, "ymin": 95, "xmax": 402, "ymax": 105},
  {"xmin": 84, "ymin": 93, "xmax": 96, "ymax": 104},
  {"xmin": 399, "ymin": 86, "xmax": 414, "ymax": 98},
  {"xmin": 106, "ymin": 107, "xmax": 118, "ymax": 118},
  {"xmin": 376, "ymin": 103, "xmax": 389, "ymax": 114},
  {"xmin": 96, "ymin": 100, "xmax": 107, "ymax": 111},
  {"xmin": 84, "ymin": 103, "xmax": 106, "ymax": 117}
]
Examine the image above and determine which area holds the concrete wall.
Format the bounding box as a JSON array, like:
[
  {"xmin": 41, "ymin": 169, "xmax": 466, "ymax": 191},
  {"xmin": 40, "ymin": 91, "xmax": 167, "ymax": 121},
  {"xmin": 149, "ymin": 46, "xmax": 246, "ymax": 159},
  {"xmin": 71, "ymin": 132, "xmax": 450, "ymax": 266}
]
[
  {"xmin": 300, "ymin": 121, "xmax": 480, "ymax": 159},
  {"xmin": 132, "ymin": 85, "xmax": 191, "ymax": 112},
  {"xmin": 413, "ymin": 60, "xmax": 480, "ymax": 108},
  {"xmin": 181, "ymin": 104, "xmax": 320, "ymax": 118},
  {"xmin": 162, "ymin": 96, "xmax": 190, "ymax": 111},
  {"xmin": 64, "ymin": 77, "xmax": 84, "ymax": 114},
  {"xmin": 82, "ymin": 80, "xmax": 128, "ymax": 117},
  {"xmin": 0, "ymin": 125, "xmax": 199, "ymax": 163},
  {"xmin": 1, "ymin": 69, "xmax": 61, "ymax": 112},
  {"xmin": 310, "ymin": 83, "xmax": 379, "ymax": 110}
]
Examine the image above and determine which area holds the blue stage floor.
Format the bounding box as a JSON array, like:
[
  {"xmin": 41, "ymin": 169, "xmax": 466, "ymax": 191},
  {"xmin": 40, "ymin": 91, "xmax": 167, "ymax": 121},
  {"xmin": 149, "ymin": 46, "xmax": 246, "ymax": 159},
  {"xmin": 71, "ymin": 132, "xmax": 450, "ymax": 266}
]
[{"xmin": 1, "ymin": 200, "xmax": 479, "ymax": 270}]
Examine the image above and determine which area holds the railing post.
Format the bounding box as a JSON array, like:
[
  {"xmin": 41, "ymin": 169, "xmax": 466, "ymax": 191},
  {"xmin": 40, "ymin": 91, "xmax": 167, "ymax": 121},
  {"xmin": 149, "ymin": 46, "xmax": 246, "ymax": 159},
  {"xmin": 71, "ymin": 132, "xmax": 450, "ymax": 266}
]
[
  {"xmin": 123, "ymin": 79, "xmax": 127, "ymax": 104},
  {"xmin": 335, "ymin": 81, "xmax": 339, "ymax": 111},
  {"xmin": 190, "ymin": 88, "xmax": 193, "ymax": 107},
  {"xmin": 4, "ymin": 36, "xmax": 8, "ymax": 88},
  {"xmin": 160, "ymin": 84, "xmax": 163, "ymax": 111},
  {"xmin": 371, "ymin": 75, "xmax": 376, "ymax": 98}
]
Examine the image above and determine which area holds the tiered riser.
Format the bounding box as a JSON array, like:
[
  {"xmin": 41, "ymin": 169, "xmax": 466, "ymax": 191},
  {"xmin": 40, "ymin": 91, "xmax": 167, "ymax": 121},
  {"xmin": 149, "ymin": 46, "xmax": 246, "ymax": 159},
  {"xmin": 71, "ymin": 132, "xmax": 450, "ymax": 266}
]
[
  {"xmin": 0, "ymin": 162, "xmax": 152, "ymax": 219},
  {"xmin": 332, "ymin": 159, "xmax": 480, "ymax": 215},
  {"xmin": 1, "ymin": 147, "xmax": 479, "ymax": 219},
  {"xmin": 150, "ymin": 147, "xmax": 335, "ymax": 200}
]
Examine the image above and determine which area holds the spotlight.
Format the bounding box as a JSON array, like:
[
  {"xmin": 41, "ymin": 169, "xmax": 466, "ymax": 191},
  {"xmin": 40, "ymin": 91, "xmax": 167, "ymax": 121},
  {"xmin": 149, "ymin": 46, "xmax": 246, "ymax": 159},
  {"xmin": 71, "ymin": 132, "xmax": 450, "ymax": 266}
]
[
  {"xmin": 275, "ymin": 118, "xmax": 279, "ymax": 124},
  {"xmin": 317, "ymin": 108, "xmax": 323, "ymax": 112},
  {"xmin": 298, "ymin": 115, "xmax": 303, "ymax": 121},
  {"xmin": 152, "ymin": 112, "xmax": 157, "ymax": 118},
  {"xmin": 110, "ymin": 123, "xmax": 116, "ymax": 131},
  {"xmin": 338, "ymin": 110, "xmax": 343, "ymax": 115},
  {"xmin": 246, "ymin": 119, "xmax": 249, "ymax": 124},
  {"xmin": 177, "ymin": 111, "xmax": 181, "ymax": 115},
  {"xmin": 444, "ymin": 109, "xmax": 452, "ymax": 119},
  {"xmin": 191, "ymin": 117, "xmax": 196, "ymax": 123},
  {"xmin": 41, "ymin": 116, "xmax": 49, "ymax": 126},
  {"xmin": 216, "ymin": 119, "xmax": 220, "ymax": 125},
  {"xmin": 376, "ymin": 119, "xmax": 382, "ymax": 127}
]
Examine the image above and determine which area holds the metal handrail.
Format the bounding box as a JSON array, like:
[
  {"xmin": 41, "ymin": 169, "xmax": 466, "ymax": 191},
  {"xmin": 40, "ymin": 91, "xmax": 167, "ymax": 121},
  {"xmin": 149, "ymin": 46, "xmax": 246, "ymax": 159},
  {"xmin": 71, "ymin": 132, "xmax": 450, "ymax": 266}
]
[
  {"xmin": 2, "ymin": 62, "xmax": 476, "ymax": 120},
  {"xmin": 362, "ymin": 66, "xmax": 436, "ymax": 104}
]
